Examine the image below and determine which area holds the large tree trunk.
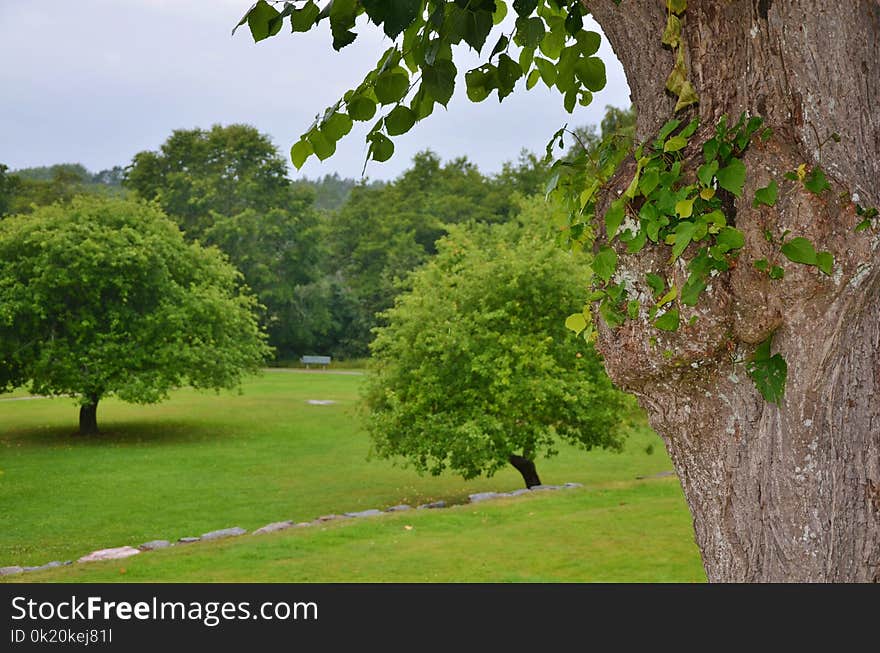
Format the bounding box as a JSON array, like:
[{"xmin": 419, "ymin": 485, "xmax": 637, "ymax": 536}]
[
  {"xmin": 585, "ymin": 0, "xmax": 880, "ymax": 581},
  {"xmin": 509, "ymin": 454, "xmax": 543, "ymax": 488},
  {"xmin": 79, "ymin": 395, "xmax": 100, "ymax": 435}
]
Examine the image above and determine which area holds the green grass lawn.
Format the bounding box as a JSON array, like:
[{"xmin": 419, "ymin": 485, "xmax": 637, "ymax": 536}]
[{"xmin": 1, "ymin": 370, "xmax": 704, "ymax": 582}]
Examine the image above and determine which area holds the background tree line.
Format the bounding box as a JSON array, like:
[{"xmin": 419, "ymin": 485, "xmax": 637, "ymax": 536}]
[{"xmin": 1, "ymin": 108, "xmax": 634, "ymax": 363}]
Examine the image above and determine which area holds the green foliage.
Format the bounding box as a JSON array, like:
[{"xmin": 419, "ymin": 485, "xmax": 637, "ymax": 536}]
[
  {"xmin": 753, "ymin": 180, "xmax": 778, "ymax": 207},
  {"xmin": 746, "ymin": 334, "xmax": 788, "ymax": 405},
  {"xmin": 0, "ymin": 196, "xmax": 271, "ymax": 418},
  {"xmin": 325, "ymin": 149, "xmax": 545, "ymax": 357},
  {"xmin": 124, "ymin": 124, "xmax": 333, "ymax": 358},
  {"xmin": 365, "ymin": 201, "xmax": 628, "ymax": 483},
  {"xmin": 236, "ymin": 0, "xmax": 609, "ymax": 171},
  {"xmin": 780, "ymin": 236, "xmax": 834, "ymax": 275}
]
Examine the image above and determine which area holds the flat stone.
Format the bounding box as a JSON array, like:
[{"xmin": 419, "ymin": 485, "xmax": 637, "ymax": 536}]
[
  {"xmin": 316, "ymin": 514, "xmax": 345, "ymax": 522},
  {"xmin": 563, "ymin": 482, "xmax": 583, "ymax": 488},
  {"xmin": 469, "ymin": 492, "xmax": 502, "ymax": 503},
  {"xmin": 503, "ymin": 489, "xmax": 532, "ymax": 497},
  {"xmin": 201, "ymin": 527, "xmax": 247, "ymax": 541},
  {"xmin": 294, "ymin": 522, "xmax": 312, "ymax": 528},
  {"xmin": 178, "ymin": 536, "xmax": 201, "ymax": 544},
  {"xmin": 307, "ymin": 400, "xmax": 337, "ymax": 405},
  {"xmin": 344, "ymin": 509, "xmax": 383, "ymax": 518},
  {"xmin": 529, "ymin": 484, "xmax": 562, "ymax": 491},
  {"xmin": 385, "ymin": 504, "xmax": 412, "ymax": 512},
  {"xmin": 416, "ymin": 500, "xmax": 446, "ymax": 510},
  {"xmin": 253, "ymin": 521, "xmax": 294, "ymax": 535},
  {"xmin": 635, "ymin": 470, "xmax": 677, "ymax": 480},
  {"xmin": 78, "ymin": 546, "xmax": 141, "ymax": 563},
  {"xmin": 0, "ymin": 566, "xmax": 23, "ymax": 576},
  {"xmin": 139, "ymin": 540, "xmax": 171, "ymax": 551}
]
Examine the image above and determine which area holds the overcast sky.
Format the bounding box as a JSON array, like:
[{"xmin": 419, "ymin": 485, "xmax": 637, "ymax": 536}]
[{"xmin": 0, "ymin": 0, "xmax": 631, "ymax": 181}]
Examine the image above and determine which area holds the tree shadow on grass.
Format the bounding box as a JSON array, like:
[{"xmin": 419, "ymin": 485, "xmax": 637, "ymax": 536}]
[{"xmin": 0, "ymin": 419, "xmax": 237, "ymax": 450}]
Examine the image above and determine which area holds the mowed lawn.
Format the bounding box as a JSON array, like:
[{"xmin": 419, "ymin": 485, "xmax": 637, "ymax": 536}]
[{"xmin": 0, "ymin": 370, "xmax": 705, "ymax": 582}]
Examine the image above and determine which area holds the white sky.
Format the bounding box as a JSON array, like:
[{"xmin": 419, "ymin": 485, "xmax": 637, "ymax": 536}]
[{"xmin": 0, "ymin": 0, "xmax": 631, "ymax": 181}]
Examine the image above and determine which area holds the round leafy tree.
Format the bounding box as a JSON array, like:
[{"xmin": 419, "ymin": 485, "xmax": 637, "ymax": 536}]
[
  {"xmin": 0, "ymin": 196, "xmax": 271, "ymax": 434},
  {"xmin": 364, "ymin": 200, "xmax": 628, "ymax": 488}
]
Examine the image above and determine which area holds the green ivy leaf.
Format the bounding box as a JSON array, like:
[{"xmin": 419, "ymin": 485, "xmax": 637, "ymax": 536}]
[
  {"xmin": 592, "ymin": 246, "xmax": 618, "ymax": 283},
  {"xmin": 815, "ymin": 251, "xmax": 834, "ymax": 276},
  {"xmin": 645, "ymin": 273, "xmax": 666, "ymax": 299},
  {"xmin": 361, "ymin": 0, "xmax": 421, "ymax": 39},
  {"xmin": 780, "ymin": 237, "xmax": 817, "ymax": 265},
  {"xmin": 375, "ymin": 68, "xmax": 411, "ymax": 104},
  {"xmin": 715, "ymin": 226, "xmax": 745, "ymax": 252},
  {"xmin": 716, "ymin": 158, "xmax": 746, "ymax": 197},
  {"xmin": 769, "ymin": 265, "xmax": 785, "ymax": 280},
  {"xmin": 654, "ymin": 309, "xmax": 680, "ymax": 332},
  {"xmin": 575, "ymin": 57, "xmax": 606, "ymax": 92},
  {"xmin": 604, "ymin": 199, "xmax": 626, "ymax": 240},
  {"xmin": 804, "ymin": 166, "xmax": 831, "ymax": 194},
  {"xmin": 515, "ymin": 17, "xmax": 545, "ymax": 48},
  {"xmin": 680, "ymin": 273, "xmax": 707, "ymax": 306},
  {"xmin": 384, "ymin": 106, "xmax": 416, "ymax": 136},
  {"xmin": 307, "ymin": 130, "xmax": 336, "ymax": 160},
  {"xmin": 565, "ymin": 312, "xmax": 587, "ymax": 335},
  {"xmin": 347, "ymin": 96, "xmax": 378, "ymax": 121},
  {"xmin": 465, "ymin": 65, "xmax": 496, "ymax": 102},
  {"xmin": 662, "ymin": 13, "xmax": 682, "ymax": 47},
  {"xmin": 664, "ymin": 136, "xmax": 688, "ymax": 153},
  {"xmin": 753, "ymin": 180, "xmax": 778, "ymax": 207},
  {"xmin": 513, "ymin": 0, "xmax": 539, "ymax": 17},
  {"xmin": 367, "ymin": 132, "xmax": 394, "ymax": 163},
  {"xmin": 329, "ymin": 0, "xmax": 359, "ymax": 50},
  {"xmin": 496, "ymin": 54, "xmax": 523, "ymax": 100},
  {"xmin": 667, "ymin": 0, "xmax": 688, "ymax": 14},
  {"xmin": 246, "ymin": 0, "xmax": 282, "ymax": 42},
  {"xmin": 674, "ymin": 81, "xmax": 699, "ymax": 112},
  {"xmin": 697, "ymin": 160, "xmax": 718, "ymax": 187},
  {"xmin": 291, "ymin": 1, "xmax": 320, "ymax": 32},
  {"xmin": 747, "ymin": 335, "xmax": 787, "ymax": 405},
  {"xmin": 422, "ymin": 59, "xmax": 457, "ymax": 106},
  {"xmin": 322, "ymin": 112, "xmax": 354, "ymax": 141},
  {"xmin": 290, "ymin": 138, "xmax": 313, "ymax": 170}
]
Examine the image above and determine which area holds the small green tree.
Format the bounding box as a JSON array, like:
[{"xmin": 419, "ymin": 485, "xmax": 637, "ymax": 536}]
[
  {"xmin": 0, "ymin": 196, "xmax": 271, "ymax": 434},
  {"xmin": 364, "ymin": 198, "xmax": 628, "ymax": 488}
]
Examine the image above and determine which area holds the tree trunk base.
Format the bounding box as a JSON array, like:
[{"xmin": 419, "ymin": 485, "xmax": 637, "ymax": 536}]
[
  {"xmin": 508, "ymin": 454, "xmax": 542, "ymax": 488},
  {"xmin": 79, "ymin": 400, "xmax": 99, "ymax": 435}
]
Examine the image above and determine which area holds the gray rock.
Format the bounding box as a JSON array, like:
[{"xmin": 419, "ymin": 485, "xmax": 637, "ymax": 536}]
[
  {"xmin": 200, "ymin": 527, "xmax": 247, "ymax": 541},
  {"xmin": 344, "ymin": 509, "xmax": 383, "ymax": 518},
  {"xmin": 503, "ymin": 488, "xmax": 532, "ymax": 497},
  {"xmin": 385, "ymin": 504, "xmax": 412, "ymax": 512},
  {"xmin": 294, "ymin": 522, "xmax": 312, "ymax": 528},
  {"xmin": 253, "ymin": 521, "xmax": 294, "ymax": 535},
  {"xmin": 0, "ymin": 566, "xmax": 23, "ymax": 576},
  {"xmin": 178, "ymin": 536, "xmax": 201, "ymax": 544},
  {"xmin": 307, "ymin": 400, "xmax": 337, "ymax": 405},
  {"xmin": 416, "ymin": 500, "xmax": 446, "ymax": 510},
  {"xmin": 78, "ymin": 546, "xmax": 141, "ymax": 563},
  {"xmin": 139, "ymin": 540, "xmax": 171, "ymax": 551},
  {"xmin": 22, "ymin": 566, "xmax": 40, "ymax": 572},
  {"xmin": 563, "ymin": 482, "xmax": 584, "ymax": 488},
  {"xmin": 316, "ymin": 514, "xmax": 348, "ymax": 522},
  {"xmin": 528, "ymin": 484, "xmax": 562, "ymax": 491},
  {"xmin": 21, "ymin": 561, "xmax": 64, "ymax": 573},
  {"xmin": 469, "ymin": 492, "xmax": 502, "ymax": 503},
  {"xmin": 635, "ymin": 470, "xmax": 677, "ymax": 480}
]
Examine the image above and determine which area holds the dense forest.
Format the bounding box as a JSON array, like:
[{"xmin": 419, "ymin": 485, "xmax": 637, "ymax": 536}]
[{"xmin": 0, "ymin": 107, "xmax": 634, "ymax": 363}]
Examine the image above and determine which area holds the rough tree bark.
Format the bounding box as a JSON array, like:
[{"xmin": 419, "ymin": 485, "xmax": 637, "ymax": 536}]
[
  {"xmin": 584, "ymin": 0, "xmax": 880, "ymax": 581},
  {"xmin": 79, "ymin": 395, "xmax": 100, "ymax": 435},
  {"xmin": 509, "ymin": 454, "xmax": 543, "ymax": 488}
]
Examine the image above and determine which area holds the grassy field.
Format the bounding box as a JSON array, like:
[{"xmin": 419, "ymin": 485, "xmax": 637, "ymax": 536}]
[{"xmin": 1, "ymin": 370, "xmax": 704, "ymax": 582}]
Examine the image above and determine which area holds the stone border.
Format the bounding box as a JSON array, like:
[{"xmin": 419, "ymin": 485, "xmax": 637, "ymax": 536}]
[{"xmin": 0, "ymin": 482, "xmax": 583, "ymax": 577}]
